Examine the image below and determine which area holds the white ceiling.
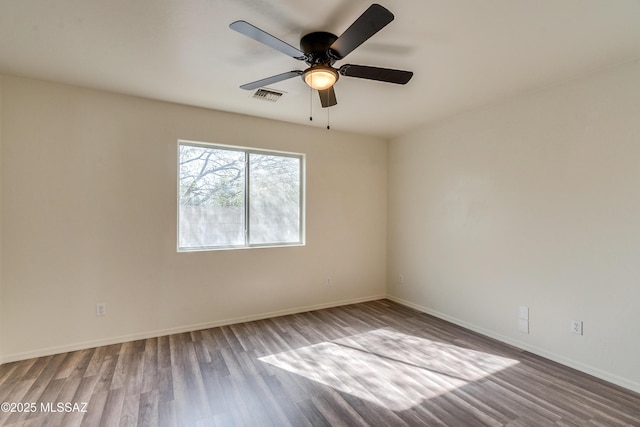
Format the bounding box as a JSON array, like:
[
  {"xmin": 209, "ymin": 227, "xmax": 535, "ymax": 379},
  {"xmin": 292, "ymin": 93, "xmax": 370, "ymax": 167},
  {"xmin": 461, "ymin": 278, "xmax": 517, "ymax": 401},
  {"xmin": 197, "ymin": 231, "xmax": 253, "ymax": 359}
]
[{"xmin": 1, "ymin": 0, "xmax": 640, "ymax": 138}]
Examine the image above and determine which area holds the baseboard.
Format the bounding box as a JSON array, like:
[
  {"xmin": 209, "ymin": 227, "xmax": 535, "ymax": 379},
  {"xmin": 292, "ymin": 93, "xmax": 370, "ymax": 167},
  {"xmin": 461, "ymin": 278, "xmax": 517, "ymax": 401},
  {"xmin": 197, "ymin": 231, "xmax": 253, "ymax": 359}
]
[
  {"xmin": 386, "ymin": 295, "xmax": 640, "ymax": 395},
  {"xmin": 0, "ymin": 294, "xmax": 386, "ymax": 364}
]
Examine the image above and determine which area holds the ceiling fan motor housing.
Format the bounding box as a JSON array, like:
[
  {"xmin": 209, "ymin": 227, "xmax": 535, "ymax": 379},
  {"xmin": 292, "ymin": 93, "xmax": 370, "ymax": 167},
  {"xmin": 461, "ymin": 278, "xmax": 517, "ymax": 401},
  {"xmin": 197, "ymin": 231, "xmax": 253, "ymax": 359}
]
[{"xmin": 300, "ymin": 32, "xmax": 339, "ymax": 66}]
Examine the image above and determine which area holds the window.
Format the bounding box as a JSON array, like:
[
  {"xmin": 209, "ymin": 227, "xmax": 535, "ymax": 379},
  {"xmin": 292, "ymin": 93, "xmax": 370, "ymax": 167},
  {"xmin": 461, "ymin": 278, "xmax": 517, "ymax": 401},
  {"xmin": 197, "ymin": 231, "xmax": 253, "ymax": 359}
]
[{"xmin": 178, "ymin": 141, "xmax": 304, "ymax": 251}]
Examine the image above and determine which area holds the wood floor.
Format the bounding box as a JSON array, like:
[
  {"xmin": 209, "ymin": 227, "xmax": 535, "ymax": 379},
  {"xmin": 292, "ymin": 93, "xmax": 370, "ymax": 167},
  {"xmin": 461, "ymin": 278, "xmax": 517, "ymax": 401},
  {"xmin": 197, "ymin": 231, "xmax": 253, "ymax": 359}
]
[{"xmin": 1, "ymin": 300, "xmax": 639, "ymax": 427}]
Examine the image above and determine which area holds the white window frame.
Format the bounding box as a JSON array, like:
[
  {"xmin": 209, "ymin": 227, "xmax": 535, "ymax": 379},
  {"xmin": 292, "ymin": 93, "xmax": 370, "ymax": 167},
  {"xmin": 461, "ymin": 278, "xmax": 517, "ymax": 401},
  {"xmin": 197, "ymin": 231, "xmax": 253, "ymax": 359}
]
[{"xmin": 177, "ymin": 140, "xmax": 305, "ymax": 252}]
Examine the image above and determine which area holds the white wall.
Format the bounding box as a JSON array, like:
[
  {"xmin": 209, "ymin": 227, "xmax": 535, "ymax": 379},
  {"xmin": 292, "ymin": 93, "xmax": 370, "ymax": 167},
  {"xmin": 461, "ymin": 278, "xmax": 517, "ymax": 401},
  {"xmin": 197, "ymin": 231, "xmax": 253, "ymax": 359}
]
[
  {"xmin": 0, "ymin": 75, "xmax": 387, "ymax": 362},
  {"xmin": 388, "ymin": 60, "xmax": 640, "ymax": 392},
  {"xmin": 0, "ymin": 75, "xmax": 3, "ymax": 360}
]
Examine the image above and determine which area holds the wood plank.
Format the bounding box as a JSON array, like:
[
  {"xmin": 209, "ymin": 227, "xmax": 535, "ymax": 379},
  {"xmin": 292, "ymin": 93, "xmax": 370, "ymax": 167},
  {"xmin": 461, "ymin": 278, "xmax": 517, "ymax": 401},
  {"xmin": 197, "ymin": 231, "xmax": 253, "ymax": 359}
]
[{"xmin": 98, "ymin": 387, "xmax": 125, "ymax": 427}]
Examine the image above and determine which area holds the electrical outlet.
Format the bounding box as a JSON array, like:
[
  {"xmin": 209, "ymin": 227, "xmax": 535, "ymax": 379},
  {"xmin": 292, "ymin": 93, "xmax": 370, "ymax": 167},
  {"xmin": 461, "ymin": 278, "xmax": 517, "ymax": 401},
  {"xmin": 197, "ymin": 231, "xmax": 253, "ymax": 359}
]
[
  {"xmin": 570, "ymin": 320, "xmax": 583, "ymax": 335},
  {"xmin": 518, "ymin": 306, "xmax": 529, "ymax": 334},
  {"xmin": 398, "ymin": 274, "xmax": 404, "ymax": 285},
  {"xmin": 96, "ymin": 303, "xmax": 106, "ymax": 317}
]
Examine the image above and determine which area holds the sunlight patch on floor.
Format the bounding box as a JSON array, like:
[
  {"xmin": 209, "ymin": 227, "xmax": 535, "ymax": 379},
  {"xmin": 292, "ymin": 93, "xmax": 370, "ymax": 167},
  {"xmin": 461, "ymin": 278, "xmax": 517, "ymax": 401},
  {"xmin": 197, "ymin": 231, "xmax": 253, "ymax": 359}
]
[{"xmin": 259, "ymin": 328, "xmax": 519, "ymax": 411}]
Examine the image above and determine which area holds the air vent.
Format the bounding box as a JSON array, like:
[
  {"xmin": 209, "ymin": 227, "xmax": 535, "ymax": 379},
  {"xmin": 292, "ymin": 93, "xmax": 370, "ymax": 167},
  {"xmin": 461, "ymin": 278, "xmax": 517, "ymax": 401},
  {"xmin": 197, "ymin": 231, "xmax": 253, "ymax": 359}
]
[{"xmin": 252, "ymin": 88, "xmax": 284, "ymax": 102}]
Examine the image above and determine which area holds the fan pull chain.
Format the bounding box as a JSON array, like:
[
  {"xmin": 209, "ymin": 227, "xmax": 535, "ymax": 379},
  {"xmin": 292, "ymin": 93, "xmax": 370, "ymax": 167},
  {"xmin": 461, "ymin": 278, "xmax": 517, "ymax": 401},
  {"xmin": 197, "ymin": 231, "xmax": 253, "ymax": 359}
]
[
  {"xmin": 309, "ymin": 86, "xmax": 313, "ymax": 122},
  {"xmin": 327, "ymin": 106, "xmax": 330, "ymax": 130}
]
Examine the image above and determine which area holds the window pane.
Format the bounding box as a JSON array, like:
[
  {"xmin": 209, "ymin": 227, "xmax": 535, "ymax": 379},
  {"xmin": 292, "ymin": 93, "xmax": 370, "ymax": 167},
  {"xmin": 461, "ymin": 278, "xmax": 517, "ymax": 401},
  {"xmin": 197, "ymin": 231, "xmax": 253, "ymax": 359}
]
[
  {"xmin": 178, "ymin": 145, "xmax": 245, "ymax": 249},
  {"xmin": 249, "ymin": 153, "xmax": 301, "ymax": 245}
]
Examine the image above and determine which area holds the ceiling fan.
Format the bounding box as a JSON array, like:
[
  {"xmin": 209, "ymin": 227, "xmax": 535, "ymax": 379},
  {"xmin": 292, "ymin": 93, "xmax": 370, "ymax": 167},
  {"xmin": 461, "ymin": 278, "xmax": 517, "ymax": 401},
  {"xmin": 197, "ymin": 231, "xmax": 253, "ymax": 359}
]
[{"xmin": 230, "ymin": 3, "xmax": 413, "ymax": 108}]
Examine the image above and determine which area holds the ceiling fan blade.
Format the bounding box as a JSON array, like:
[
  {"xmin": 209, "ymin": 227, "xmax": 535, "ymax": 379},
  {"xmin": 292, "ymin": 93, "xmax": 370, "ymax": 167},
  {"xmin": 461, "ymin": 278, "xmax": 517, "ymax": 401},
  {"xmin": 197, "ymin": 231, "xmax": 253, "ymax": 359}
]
[
  {"xmin": 230, "ymin": 20, "xmax": 306, "ymax": 60},
  {"xmin": 318, "ymin": 86, "xmax": 337, "ymax": 108},
  {"xmin": 240, "ymin": 70, "xmax": 303, "ymax": 90},
  {"xmin": 329, "ymin": 4, "xmax": 394, "ymax": 60},
  {"xmin": 339, "ymin": 64, "xmax": 413, "ymax": 84}
]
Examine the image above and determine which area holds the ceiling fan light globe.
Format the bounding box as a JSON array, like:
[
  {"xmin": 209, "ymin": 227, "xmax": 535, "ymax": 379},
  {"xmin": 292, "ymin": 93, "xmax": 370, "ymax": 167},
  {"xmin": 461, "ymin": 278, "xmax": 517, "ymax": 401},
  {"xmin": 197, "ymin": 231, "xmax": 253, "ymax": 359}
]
[{"xmin": 304, "ymin": 67, "xmax": 338, "ymax": 90}]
